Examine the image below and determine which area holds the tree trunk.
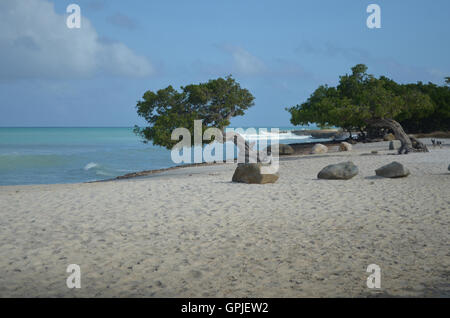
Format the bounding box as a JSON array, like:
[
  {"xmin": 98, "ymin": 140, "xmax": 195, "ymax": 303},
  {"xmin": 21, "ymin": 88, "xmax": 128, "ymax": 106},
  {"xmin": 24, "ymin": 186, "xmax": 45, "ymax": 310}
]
[{"xmin": 369, "ymin": 118, "xmax": 428, "ymax": 154}]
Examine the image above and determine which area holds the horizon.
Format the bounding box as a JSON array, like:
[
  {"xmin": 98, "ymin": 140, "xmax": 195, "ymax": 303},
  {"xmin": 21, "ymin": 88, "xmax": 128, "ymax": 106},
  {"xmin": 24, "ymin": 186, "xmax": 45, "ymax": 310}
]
[
  {"xmin": 0, "ymin": 125, "xmax": 310, "ymax": 128},
  {"xmin": 1, "ymin": 0, "xmax": 449, "ymax": 127}
]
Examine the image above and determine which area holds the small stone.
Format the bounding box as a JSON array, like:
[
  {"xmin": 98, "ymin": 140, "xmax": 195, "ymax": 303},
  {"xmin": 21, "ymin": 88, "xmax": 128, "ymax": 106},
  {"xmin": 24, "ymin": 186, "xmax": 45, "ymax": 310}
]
[{"xmin": 190, "ymin": 270, "xmax": 202, "ymax": 278}]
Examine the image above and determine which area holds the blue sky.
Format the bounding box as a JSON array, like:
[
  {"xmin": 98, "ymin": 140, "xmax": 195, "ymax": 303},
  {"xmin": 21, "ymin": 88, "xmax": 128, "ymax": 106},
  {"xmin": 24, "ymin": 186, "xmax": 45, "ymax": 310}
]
[{"xmin": 0, "ymin": 0, "xmax": 449, "ymax": 127}]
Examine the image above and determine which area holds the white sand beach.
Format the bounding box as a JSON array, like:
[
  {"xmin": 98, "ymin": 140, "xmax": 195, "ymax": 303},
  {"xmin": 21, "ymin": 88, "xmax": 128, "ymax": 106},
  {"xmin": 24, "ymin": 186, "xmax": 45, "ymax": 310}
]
[{"xmin": 0, "ymin": 140, "xmax": 449, "ymax": 297}]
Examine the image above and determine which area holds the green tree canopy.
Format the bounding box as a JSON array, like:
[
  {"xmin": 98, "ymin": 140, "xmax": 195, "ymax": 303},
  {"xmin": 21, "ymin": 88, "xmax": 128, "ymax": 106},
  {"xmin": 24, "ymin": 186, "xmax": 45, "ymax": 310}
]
[
  {"xmin": 397, "ymin": 80, "xmax": 450, "ymax": 133},
  {"xmin": 287, "ymin": 64, "xmax": 434, "ymax": 153},
  {"xmin": 134, "ymin": 76, "xmax": 255, "ymax": 149}
]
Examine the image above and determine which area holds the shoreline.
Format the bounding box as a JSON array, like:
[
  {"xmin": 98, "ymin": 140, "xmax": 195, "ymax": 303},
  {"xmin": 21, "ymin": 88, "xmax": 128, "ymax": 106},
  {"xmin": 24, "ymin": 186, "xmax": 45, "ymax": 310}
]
[
  {"xmin": 1, "ymin": 138, "xmax": 446, "ymax": 187},
  {"xmin": 102, "ymin": 140, "xmax": 344, "ymax": 182},
  {"xmin": 106, "ymin": 138, "xmax": 449, "ymax": 183}
]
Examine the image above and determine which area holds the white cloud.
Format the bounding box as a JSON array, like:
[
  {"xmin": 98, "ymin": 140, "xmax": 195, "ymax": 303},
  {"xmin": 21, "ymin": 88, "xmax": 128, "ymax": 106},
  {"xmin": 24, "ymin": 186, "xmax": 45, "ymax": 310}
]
[
  {"xmin": 0, "ymin": 0, "xmax": 153, "ymax": 80},
  {"xmin": 191, "ymin": 44, "xmax": 315, "ymax": 80},
  {"xmin": 222, "ymin": 45, "xmax": 267, "ymax": 75}
]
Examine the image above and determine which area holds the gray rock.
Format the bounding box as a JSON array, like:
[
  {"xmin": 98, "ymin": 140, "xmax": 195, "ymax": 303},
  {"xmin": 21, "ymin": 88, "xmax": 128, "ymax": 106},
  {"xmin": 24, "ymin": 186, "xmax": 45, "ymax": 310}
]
[
  {"xmin": 375, "ymin": 161, "xmax": 410, "ymax": 178},
  {"xmin": 317, "ymin": 161, "xmax": 359, "ymax": 180},
  {"xmin": 265, "ymin": 144, "xmax": 294, "ymax": 155},
  {"xmin": 232, "ymin": 163, "xmax": 279, "ymax": 184},
  {"xmin": 311, "ymin": 143, "xmax": 328, "ymax": 154}
]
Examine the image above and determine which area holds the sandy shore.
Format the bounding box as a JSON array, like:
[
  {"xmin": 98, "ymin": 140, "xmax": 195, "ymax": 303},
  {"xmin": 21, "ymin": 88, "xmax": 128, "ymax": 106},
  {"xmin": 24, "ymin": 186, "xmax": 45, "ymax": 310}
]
[{"xmin": 0, "ymin": 139, "xmax": 449, "ymax": 297}]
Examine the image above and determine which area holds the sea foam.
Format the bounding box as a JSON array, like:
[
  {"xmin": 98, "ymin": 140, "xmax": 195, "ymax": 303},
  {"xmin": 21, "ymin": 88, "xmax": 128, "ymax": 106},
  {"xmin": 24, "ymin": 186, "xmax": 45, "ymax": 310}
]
[{"xmin": 84, "ymin": 162, "xmax": 99, "ymax": 171}]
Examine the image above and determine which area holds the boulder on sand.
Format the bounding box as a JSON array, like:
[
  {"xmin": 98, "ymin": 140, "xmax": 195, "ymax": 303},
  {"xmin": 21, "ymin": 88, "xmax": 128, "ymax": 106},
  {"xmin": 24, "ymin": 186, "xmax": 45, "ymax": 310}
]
[
  {"xmin": 265, "ymin": 144, "xmax": 294, "ymax": 155},
  {"xmin": 317, "ymin": 161, "xmax": 359, "ymax": 180},
  {"xmin": 311, "ymin": 144, "xmax": 328, "ymax": 154},
  {"xmin": 375, "ymin": 161, "xmax": 410, "ymax": 178},
  {"xmin": 339, "ymin": 142, "xmax": 352, "ymax": 152},
  {"xmin": 232, "ymin": 163, "xmax": 279, "ymax": 184}
]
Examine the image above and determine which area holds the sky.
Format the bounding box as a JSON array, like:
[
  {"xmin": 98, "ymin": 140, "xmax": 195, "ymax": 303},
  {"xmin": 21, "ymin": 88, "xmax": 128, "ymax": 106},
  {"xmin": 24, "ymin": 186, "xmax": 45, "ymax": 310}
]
[{"xmin": 0, "ymin": 0, "xmax": 449, "ymax": 127}]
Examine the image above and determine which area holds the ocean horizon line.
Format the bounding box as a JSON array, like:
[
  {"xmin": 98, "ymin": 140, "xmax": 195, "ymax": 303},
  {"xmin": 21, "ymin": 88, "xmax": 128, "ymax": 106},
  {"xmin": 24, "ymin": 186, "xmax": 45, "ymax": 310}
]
[
  {"xmin": 0, "ymin": 125, "xmax": 316, "ymax": 130},
  {"xmin": 0, "ymin": 126, "xmax": 137, "ymax": 128}
]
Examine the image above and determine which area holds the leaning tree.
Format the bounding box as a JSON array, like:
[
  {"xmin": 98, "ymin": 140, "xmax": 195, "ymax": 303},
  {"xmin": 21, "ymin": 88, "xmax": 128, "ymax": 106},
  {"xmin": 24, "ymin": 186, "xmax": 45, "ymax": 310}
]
[
  {"xmin": 287, "ymin": 64, "xmax": 434, "ymax": 154},
  {"xmin": 134, "ymin": 75, "xmax": 261, "ymax": 161}
]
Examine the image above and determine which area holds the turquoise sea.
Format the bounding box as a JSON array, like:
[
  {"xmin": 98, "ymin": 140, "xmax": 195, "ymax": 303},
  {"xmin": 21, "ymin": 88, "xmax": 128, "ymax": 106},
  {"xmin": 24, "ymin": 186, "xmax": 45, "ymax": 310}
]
[{"xmin": 0, "ymin": 127, "xmax": 314, "ymax": 186}]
